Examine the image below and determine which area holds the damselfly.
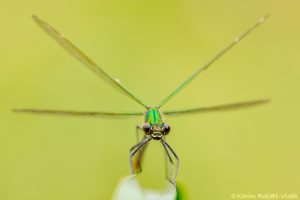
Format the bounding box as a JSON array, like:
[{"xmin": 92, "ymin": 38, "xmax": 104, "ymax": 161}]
[{"xmin": 15, "ymin": 15, "xmax": 270, "ymax": 184}]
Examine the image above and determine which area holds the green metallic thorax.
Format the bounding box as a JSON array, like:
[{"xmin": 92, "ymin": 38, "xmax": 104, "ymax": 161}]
[{"xmin": 144, "ymin": 108, "xmax": 163, "ymax": 125}]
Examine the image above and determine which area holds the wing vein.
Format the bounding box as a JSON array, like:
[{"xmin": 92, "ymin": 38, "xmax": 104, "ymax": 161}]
[
  {"xmin": 163, "ymin": 99, "xmax": 270, "ymax": 116},
  {"xmin": 32, "ymin": 15, "xmax": 147, "ymax": 108},
  {"xmin": 158, "ymin": 15, "xmax": 269, "ymax": 107},
  {"xmin": 13, "ymin": 108, "xmax": 144, "ymax": 118}
]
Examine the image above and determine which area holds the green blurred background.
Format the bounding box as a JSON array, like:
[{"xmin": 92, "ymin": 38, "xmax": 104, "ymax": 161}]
[{"xmin": 1, "ymin": 0, "xmax": 299, "ymax": 199}]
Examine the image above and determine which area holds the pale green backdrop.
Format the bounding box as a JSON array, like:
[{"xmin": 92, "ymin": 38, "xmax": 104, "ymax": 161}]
[{"xmin": 0, "ymin": 0, "xmax": 299, "ymax": 199}]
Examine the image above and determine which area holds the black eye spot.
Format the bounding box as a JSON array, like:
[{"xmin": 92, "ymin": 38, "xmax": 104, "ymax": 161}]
[
  {"xmin": 163, "ymin": 124, "xmax": 170, "ymax": 134},
  {"xmin": 143, "ymin": 123, "xmax": 151, "ymax": 134}
]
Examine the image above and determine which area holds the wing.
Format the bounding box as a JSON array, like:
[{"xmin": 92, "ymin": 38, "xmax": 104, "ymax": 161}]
[
  {"xmin": 163, "ymin": 99, "xmax": 270, "ymax": 116},
  {"xmin": 158, "ymin": 15, "xmax": 269, "ymax": 107},
  {"xmin": 32, "ymin": 15, "xmax": 147, "ymax": 108},
  {"xmin": 13, "ymin": 108, "xmax": 144, "ymax": 118}
]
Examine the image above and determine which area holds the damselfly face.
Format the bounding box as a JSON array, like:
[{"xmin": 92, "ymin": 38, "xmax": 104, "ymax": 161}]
[
  {"xmin": 143, "ymin": 123, "xmax": 170, "ymax": 140},
  {"xmin": 143, "ymin": 107, "xmax": 170, "ymax": 140}
]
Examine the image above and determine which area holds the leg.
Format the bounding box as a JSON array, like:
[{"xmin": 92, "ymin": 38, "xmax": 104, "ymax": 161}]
[
  {"xmin": 130, "ymin": 125, "xmax": 149, "ymax": 173},
  {"xmin": 129, "ymin": 136, "xmax": 149, "ymax": 173},
  {"xmin": 162, "ymin": 139, "xmax": 174, "ymax": 181},
  {"xmin": 129, "ymin": 136, "xmax": 151, "ymax": 175},
  {"xmin": 161, "ymin": 138, "xmax": 180, "ymax": 185},
  {"xmin": 129, "ymin": 125, "xmax": 144, "ymax": 153}
]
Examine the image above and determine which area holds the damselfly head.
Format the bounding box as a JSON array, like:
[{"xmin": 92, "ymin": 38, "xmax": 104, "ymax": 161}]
[{"xmin": 143, "ymin": 123, "xmax": 171, "ymax": 140}]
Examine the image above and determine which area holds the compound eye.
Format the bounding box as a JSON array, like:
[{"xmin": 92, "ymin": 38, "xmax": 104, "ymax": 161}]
[
  {"xmin": 143, "ymin": 123, "xmax": 151, "ymax": 134},
  {"xmin": 162, "ymin": 124, "xmax": 170, "ymax": 134}
]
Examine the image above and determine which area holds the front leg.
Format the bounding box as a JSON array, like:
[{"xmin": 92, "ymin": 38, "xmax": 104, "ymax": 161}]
[
  {"xmin": 130, "ymin": 125, "xmax": 149, "ymax": 173},
  {"xmin": 129, "ymin": 136, "xmax": 151, "ymax": 175},
  {"xmin": 161, "ymin": 137, "xmax": 180, "ymax": 185}
]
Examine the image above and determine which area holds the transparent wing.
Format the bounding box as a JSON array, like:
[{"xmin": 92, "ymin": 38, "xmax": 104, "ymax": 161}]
[
  {"xmin": 32, "ymin": 15, "xmax": 147, "ymax": 108},
  {"xmin": 14, "ymin": 108, "xmax": 144, "ymax": 118},
  {"xmin": 163, "ymin": 99, "xmax": 270, "ymax": 116},
  {"xmin": 158, "ymin": 15, "xmax": 269, "ymax": 107}
]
